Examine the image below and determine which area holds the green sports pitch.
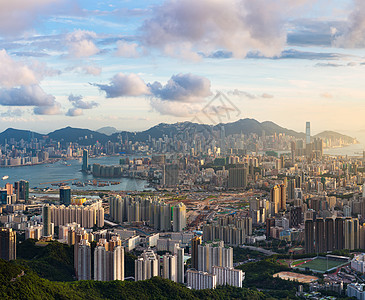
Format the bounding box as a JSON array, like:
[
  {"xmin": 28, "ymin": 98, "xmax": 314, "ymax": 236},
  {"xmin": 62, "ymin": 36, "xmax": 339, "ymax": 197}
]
[{"xmin": 294, "ymin": 258, "xmax": 346, "ymax": 272}]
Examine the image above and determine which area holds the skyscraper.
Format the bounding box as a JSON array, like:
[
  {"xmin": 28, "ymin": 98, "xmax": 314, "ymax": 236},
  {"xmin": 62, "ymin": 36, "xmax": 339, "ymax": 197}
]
[
  {"xmin": 335, "ymin": 217, "xmax": 344, "ymax": 250},
  {"xmin": 0, "ymin": 228, "xmax": 16, "ymax": 261},
  {"xmin": 82, "ymin": 149, "xmax": 88, "ymax": 172},
  {"xmin": 14, "ymin": 180, "xmax": 29, "ymax": 203},
  {"xmin": 280, "ymin": 184, "xmax": 286, "ymax": 211},
  {"xmin": 175, "ymin": 246, "xmax": 184, "ymax": 283},
  {"xmin": 315, "ymin": 218, "xmax": 325, "ymax": 253},
  {"xmin": 42, "ymin": 204, "xmax": 52, "ymax": 237},
  {"xmin": 197, "ymin": 241, "xmax": 233, "ymax": 273},
  {"xmin": 305, "ymin": 219, "xmax": 314, "ymax": 254},
  {"xmin": 162, "ymin": 254, "xmax": 176, "ymax": 282},
  {"xmin": 270, "ymin": 185, "xmax": 281, "ymax": 214},
  {"xmin": 94, "ymin": 238, "xmax": 124, "ymax": 281},
  {"xmin": 325, "ymin": 218, "xmax": 334, "ymax": 252},
  {"xmin": 191, "ymin": 236, "xmax": 201, "ymax": 270},
  {"xmin": 77, "ymin": 239, "xmax": 91, "ymax": 280},
  {"xmin": 135, "ymin": 250, "xmax": 159, "ymax": 281},
  {"xmin": 306, "ymin": 121, "xmax": 311, "ymax": 145},
  {"xmin": 173, "ymin": 203, "xmax": 186, "ymax": 232},
  {"xmin": 60, "ymin": 186, "xmax": 71, "ymax": 206}
]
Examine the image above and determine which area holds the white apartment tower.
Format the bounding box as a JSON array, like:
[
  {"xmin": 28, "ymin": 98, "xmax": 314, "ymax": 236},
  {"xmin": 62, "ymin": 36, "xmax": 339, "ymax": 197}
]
[
  {"xmin": 77, "ymin": 239, "xmax": 91, "ymax": 280},
  {"xmin": 135, "ymin": 250, "xmax": 159, "ymax": 281}
]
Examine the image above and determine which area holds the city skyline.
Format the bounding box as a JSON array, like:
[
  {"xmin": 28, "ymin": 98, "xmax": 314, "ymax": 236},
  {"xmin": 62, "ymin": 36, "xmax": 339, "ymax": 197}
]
[{"xmin": 0, "ymin": 1, "xmax": 364, "ymax": 135}]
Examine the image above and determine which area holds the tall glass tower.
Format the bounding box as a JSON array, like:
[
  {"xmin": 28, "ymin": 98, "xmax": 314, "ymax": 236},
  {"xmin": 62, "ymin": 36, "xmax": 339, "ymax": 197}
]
[
  {"xmin": 82, "ymin": 149, "xmax": 88, "ymax": 172},
  {"xmin": 306, "ymin": 122, "xmax": 311, "ymax": 145}
]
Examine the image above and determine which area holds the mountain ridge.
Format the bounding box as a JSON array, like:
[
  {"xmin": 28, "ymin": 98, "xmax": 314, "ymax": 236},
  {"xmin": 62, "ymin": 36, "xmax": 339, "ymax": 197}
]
[{"xmin": 0, "ymin": 119, "xmax": 358, "ymax": 146}]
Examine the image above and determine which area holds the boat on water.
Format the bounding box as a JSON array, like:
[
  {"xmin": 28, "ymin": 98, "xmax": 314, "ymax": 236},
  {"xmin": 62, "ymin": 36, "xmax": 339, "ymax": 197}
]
[{"xmin": 2, "ymin": 175, "xmax": 9, "ymax": 180}]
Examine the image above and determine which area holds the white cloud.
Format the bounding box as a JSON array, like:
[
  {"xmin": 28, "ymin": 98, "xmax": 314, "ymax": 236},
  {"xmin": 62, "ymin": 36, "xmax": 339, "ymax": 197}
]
[
  {"xmin": 68, "ymin": 94, "xmax": 98, "ymax": 109},
  {"xmin": 34, "ymin": 103, "xmax": 62, "ymax": 115},
  {"xmin": 140, "ymin": 0, "xmax": 313, "ymax": 58},
  {"xmin": 0, "ymin": 50, "xmax": 38, "ymax": 88},
  {"xmin": 115, "ymin": 41, "xmax": 140, "ymax": 58},
  {"xmin": 0, "ymin": 85, "xmax": 55, "ymax": 106},
  {"xmin": 66, "ymin": 107, "xmax": 83, "ymax": 116},
  {"xmin": 0, "ymin": 0, "xmax": 63, "ymax": 36},
  {"xmin": 148, "ymin": 73, "xmax": 212, "ymax": 102},
  {"xmin": 334, "ymin": 0, "xmax": 365, "ymax": 48},
  {"xmin": 66, "ymin": 30, "xmax": 100, "ymax": 58},
  {"xmin": 94, "ymin": 73, "xmax": 150, "ymax": 98}
]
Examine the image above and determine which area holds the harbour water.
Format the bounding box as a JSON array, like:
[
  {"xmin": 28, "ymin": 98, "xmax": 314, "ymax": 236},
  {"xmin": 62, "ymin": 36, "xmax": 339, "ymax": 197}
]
[{"xmin": 0, "ymin": 156, "xmax": 151, "ymax": 191}]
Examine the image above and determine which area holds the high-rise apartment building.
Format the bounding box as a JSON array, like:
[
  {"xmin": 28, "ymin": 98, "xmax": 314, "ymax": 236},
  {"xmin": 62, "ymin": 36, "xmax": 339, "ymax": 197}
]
[
  {"xmin": 77, "ymin": 239, "xmax": 91, "ymax": 280},
  {"xmin": 212, "ymin": 266, "xmax": 244, "ymax": 288},
  {"xmin": 280, "ymin": 184, "xmax": 286, "ymax": 211},
  {"xmin": 197, "ymin": 241, "xmax": 233, "ymax": 273},
  {"xmin": 305, "ymin": 219, "xmax": 314, "ymax": 254},
  {"xmin": 315, "ymin": 218, "xmax": 325, "ymax": 253},
  {"xmin": 175, "ymin": 246, "xmax": 184, "ymax": 283},
  {"xmin": 162, "ymin": 254, "xmax": 176, "ymax": 282},
  {"xmin": 335, "ymin": 217, "xmax": 344, "ymax": 250},
  {"xmin": 191, "ymin": 236, "xmax": 201, "ymax": 270},
  {"xmin": 42, "ymin": 204, "xmax": 53, "ymax": 237},
  {"xmin": 271, "ymin": 185, "xmax": 281, "ymax": 214},
  {"xmin": 94, "ymin": 238, "xmax": 124, "ymax": 281},
  {"xmin": 173, "ymin": 203, "xmax": 186, "ymax": 232},
  {"xmin": 135, "ymin": 250, "xmax": 159, "ymax": 281},
  {"xmin": 186, "ymin": 270, "xmax": 217, "ymax": 290},
  {"xmin": 0, "ymin": 228, "xmax": 16, "ymax": 261},
  {"xmin": 325, "ymin": 218, "xmax": 334, "ymax": 252}
]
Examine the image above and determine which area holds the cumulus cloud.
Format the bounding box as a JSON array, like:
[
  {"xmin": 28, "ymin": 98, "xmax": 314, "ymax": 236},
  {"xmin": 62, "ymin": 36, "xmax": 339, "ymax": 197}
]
[
  {"xmin": 34, "ymin": 103, "xmax": 62, "ymax": 115},
  {"xmin": 65, "ymin": 94, "xmax": 98, "ymax": 117},
  {"xmin": 115, "ymin": 41, "xmax": 140, "ymax": 58},
  {"xmin": 0, "ymin": 50, "xmax": 38, "ymax": 88},
  {"xmin": 94, "ymin": 73, "xmax": 150, "ymax": 98},
  {"xmin": 68, "ymin": 94, "xmax": 98, "ymax": 109},
  {"xmin": 95, "ymin": 72, "xmax": 214, "ymax": 116},
  {"xmin": 66, "ymin": 107, "xmax": 83, "ymax": 116},
  {"xmin": 334, "ymin": 0, "xmax": 365, "ymax": 48},
  {"xmin": 0, "ymin": 0, "xmax": 64, "ymax": 36},
  {"xmin": 148, "ymin": 73, "xmax": 211, "ymax": 102},
  {"xmin": 0, "ymin": 85, "xmax": 62, "ymax": 115},
  {"xmin": 66, "ymin": 30, "xmax": 100, "ymax": 58},
  {"xmin": 140, "ymin": 0, "xmax": 313, "ymax": 58},
  {"xmin": 0, "ymin": 85, "xmax": 55, "ymax": 106}
]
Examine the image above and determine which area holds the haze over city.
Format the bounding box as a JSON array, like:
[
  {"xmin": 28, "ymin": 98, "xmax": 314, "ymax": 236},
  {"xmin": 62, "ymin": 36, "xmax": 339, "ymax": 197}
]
[{"xmin": 0, "ymin": 0, "xmax": 364, "ymax": 135}]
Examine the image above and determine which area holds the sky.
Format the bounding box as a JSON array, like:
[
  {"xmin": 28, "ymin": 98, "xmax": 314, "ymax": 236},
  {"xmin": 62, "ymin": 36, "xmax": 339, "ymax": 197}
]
[{"xmin": 0, "ymin": 0, "xmax": 365, "ymax": 137}]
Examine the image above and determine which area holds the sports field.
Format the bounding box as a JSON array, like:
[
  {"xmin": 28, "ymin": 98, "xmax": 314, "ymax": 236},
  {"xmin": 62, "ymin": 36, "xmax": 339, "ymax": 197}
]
[{"xmin": 297, "ymin": 258, "xmax": 345, "ymax": 272}]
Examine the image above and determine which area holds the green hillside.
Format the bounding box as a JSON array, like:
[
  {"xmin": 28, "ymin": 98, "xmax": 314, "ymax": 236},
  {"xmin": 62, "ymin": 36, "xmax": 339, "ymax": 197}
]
[{"xmin": 0, "ymin": 259, "xmax": 268, "ymax": 300}]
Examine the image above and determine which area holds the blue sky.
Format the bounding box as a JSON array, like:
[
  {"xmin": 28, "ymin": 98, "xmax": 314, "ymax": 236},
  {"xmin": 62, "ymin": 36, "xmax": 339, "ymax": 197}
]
[{"xmin": 0, "ymin": 0, "xmax": 365, "ymax": 137}]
